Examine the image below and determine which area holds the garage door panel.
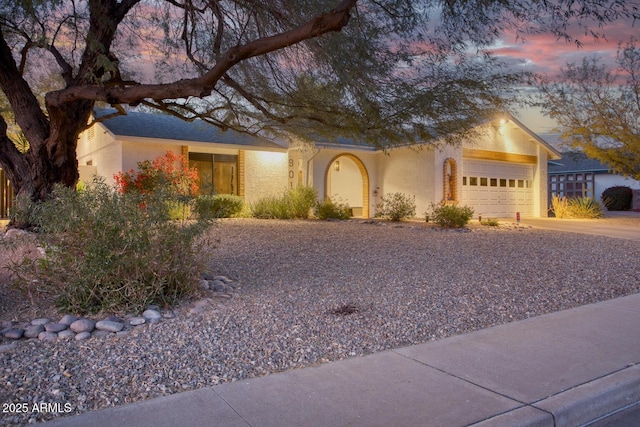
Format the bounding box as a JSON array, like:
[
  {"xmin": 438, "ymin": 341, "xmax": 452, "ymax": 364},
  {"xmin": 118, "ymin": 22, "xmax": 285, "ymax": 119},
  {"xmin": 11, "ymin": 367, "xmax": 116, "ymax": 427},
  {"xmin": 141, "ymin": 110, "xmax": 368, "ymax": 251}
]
[{"xmin": 462, "ymin": 159, "xmax": 534, "ymax": 218}]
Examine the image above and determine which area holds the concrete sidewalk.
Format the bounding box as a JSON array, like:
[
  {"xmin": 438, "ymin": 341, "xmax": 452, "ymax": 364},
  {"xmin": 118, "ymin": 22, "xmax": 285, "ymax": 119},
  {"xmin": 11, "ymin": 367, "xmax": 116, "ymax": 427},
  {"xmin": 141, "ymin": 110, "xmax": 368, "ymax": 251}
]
[{"xmin": 40, "ymin": 293, "xmax": 640, "ymax": 427}]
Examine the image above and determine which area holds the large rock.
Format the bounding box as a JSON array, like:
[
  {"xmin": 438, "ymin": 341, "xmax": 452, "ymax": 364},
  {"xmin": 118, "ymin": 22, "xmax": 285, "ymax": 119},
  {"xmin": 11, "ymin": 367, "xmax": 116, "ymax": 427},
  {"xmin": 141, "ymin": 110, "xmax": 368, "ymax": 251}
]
[
  {"xmin": 38, "ymin": 331, "xmax": 58, "ymax": 341},
  {"xmin": 95, "ymin": 320, "xmax": 124, "ymax": 333},
  {"xmin": 45, "ymin": 323, "xmax": 68, "ymax": 333},
  {"xmin": 142, "ymin": 309, "xmax": 162, "ymax": 322},
  {"xmin": 23, "ymin": 325, "xmax": 45, "ymax": 338},
  {"xmin": 59, "ymin": 314, "xmax": 78, "ymax": 326},
  {"xmin": 4, "ymin": 329, "xmax": 24, "ymax": 339},
  {"xmin": 70, "ymin": 319, "xmax": 96, "ymax": 333}
]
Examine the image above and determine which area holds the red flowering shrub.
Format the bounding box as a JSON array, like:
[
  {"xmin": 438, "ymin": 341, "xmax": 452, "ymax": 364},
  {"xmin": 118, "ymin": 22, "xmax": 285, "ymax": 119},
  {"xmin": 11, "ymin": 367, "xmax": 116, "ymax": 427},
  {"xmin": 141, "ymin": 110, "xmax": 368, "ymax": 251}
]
[{"xmin": 114, "ymin": 151, "xmax": 198, "ymax": 196}]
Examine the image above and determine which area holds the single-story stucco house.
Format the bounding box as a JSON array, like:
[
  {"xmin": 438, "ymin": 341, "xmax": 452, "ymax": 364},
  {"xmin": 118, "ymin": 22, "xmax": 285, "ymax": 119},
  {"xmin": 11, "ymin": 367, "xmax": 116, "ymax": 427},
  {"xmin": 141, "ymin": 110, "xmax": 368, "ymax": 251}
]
[
  {"xmin": 548, "ymin": 151, "xmax": 640, "ymax": 205},
  {"xmin": 75, "ymin": 110, "xmax": 561, "ymax": 219}
]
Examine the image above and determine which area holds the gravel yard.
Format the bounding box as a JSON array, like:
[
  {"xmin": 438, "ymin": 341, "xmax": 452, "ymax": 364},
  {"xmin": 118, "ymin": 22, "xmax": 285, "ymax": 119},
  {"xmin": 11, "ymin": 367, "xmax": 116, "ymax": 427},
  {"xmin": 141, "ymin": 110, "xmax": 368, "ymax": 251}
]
[{"xmin": 2, "ymin": 218, "xmax": 640, "ymax": 426}]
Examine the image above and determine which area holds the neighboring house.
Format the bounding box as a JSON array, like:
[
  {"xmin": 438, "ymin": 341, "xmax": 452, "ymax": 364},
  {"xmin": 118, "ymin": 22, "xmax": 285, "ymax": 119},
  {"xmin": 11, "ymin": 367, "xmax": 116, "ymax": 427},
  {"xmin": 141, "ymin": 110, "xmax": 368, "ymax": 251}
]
[
  {"xmin": 547, "ymin": 152, "xmax": 640, "ymax": 204},
  {"xmin": 76, "ymin": 110, "xmax": 560, "ymax": 219}
]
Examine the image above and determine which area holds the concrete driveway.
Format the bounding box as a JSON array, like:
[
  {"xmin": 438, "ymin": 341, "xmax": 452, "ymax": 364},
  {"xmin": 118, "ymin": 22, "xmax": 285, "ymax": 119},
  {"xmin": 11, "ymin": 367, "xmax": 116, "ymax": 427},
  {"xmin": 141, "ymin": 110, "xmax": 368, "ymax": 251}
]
[{"xmin": 520, "ymin": 211, "xmax": 640, "ymax": 242}]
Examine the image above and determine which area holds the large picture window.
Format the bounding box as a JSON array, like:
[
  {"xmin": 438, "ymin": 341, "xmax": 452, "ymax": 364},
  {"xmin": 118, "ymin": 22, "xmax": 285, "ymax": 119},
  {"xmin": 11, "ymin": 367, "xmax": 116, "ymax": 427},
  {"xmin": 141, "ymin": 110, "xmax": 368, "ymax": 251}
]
[{"xmin": 189, "ymin": 153, "xmax": 238, "ymax": 195}]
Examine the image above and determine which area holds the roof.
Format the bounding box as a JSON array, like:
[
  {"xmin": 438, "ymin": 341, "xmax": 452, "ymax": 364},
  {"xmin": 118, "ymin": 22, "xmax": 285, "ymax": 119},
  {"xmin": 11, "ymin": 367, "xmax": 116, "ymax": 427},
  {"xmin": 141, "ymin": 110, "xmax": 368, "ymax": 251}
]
[
  {"xmin": 310, "ymin": 113, "xmax": 562, "ymax": 159},
  {"xmin": 93, "ymin": 109, "xmax": 286, "ymax": 150},
  {"xmin": 548, "ymin": 152, "xmax": 612, "ymax": 174}
]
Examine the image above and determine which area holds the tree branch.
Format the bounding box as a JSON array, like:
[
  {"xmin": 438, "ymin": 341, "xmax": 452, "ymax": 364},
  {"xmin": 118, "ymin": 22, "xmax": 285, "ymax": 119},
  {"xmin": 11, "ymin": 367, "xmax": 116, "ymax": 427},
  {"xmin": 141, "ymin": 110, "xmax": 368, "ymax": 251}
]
[{"xmin": 46, "ymin": 0, "xmax": 358, "ymax": 106}]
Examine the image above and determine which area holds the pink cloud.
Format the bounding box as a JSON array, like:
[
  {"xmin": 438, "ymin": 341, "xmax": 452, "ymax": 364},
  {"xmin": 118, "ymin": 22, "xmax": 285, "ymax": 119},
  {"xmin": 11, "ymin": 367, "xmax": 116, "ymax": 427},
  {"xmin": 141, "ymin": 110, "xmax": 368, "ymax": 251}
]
[{"xmin": 490, "ymin": 18, "xmax": 637, "ymax": 76}]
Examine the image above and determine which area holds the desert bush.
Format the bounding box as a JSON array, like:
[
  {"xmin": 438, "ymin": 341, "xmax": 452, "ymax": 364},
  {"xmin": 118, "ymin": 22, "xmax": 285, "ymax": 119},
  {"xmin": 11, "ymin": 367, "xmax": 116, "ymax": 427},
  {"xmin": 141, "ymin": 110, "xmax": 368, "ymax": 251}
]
[
  {"xmin": 195, "ymin": 194, "xmax": 244, "ymax": 219},
  {"xmin": 251, "ymin": 194, "xmax": 294, "ymax": 219},
  {"xmin": 287, "ymin": 186, "xmax": 318, "ymax": 219},
  {"xmin": 17, "ymin": 179, "xmax": 212, "ymax": 314},
  {"xmin": 601, "ymin": 186, "xmax": 632, "ymax": 211},
  {"xmin": 251, "ymin": 186, "xmax": 318, "ymax": 219},
  {"xmin": 481, "ymin": 218, "xmax": 500, "ymax": 226},
  {"xmin": 569, "ymin": 196, "xmax": 604, "ymax": 218},
  {"xmin": 315, "ymin": 198, "xmax": 351, "ymax": 220},
  {"xmin": 551, "ymin": 195, "xmax": 603, "ymax": 218},
  {"xmin": 427, "ymin": 202, "xmax": 474, "ymax": 228},
  {"xmin": 375, "ymin": 192, "xmax": 416, "ymax": 221},
  {"xmin": 550, "ymin": 195, "xmax": 570, "ymax": 218}
]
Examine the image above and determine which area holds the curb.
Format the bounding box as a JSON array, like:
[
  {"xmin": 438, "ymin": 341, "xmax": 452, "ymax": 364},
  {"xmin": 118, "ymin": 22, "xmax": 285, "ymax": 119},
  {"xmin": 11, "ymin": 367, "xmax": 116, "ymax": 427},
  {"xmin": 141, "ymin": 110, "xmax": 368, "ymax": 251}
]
[{"xmin": 471, "ymin": 363, "xmax": 640, "ymax": 426}]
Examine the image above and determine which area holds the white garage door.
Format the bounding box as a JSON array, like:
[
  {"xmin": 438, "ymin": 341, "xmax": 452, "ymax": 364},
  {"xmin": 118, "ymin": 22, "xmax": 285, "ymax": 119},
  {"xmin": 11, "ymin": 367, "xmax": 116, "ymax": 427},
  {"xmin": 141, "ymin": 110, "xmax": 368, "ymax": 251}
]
[{"xmin": 462, "ymin": 160, "xmax": 534, "ymax": 218}]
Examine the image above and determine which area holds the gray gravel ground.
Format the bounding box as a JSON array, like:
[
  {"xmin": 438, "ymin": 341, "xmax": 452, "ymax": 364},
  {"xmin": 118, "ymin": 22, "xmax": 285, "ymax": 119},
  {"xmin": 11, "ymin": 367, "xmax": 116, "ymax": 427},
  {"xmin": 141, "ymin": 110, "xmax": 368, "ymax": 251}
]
[{"xmin": 2, "ymin": 219, "xmax": 640, "ymax": 426}]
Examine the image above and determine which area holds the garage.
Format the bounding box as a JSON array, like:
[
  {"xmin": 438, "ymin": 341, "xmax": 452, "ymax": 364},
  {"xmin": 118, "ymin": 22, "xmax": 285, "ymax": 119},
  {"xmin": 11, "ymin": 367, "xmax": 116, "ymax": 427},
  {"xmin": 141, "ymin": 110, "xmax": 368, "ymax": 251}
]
[{"xmin": 461, "ymin": 159, "xmax": 534, "ymax": 218}]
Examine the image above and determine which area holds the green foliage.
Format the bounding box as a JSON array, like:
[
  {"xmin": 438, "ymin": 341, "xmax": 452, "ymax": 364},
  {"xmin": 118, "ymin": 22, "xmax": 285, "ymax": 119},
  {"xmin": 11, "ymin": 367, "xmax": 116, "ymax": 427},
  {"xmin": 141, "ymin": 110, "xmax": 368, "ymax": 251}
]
[
  {"xmin": 601, "ymin": 186, "xmax": 633, "ymax": 211},
  {"xmin": 550, "ymin": 195, "xmax": 570, "ymax": 218},
  {"xmin": 251, "ymin": 195, "xmax": 292, "ymax": 219},
  {"xmin": 536, "ymin": 42, "xmax": 640, "ymax": 181},
  {"xmin": 481, "ymin": 218, "xmax": 500, "ymax": 226},
  {"xmin": 551, "ymin": 195, "xmax": 603, "ymax": 218},
  {"xmin": 375, "ymin": 192, "xmax": 416, "ymax": 221},
  {"xmin": 427, "ymin": 202, "xmax": 474, "ymax": 228},
  {"xmin": 315, "ymin": 198, "xmax": 351, "ymax": 220},
  {"xmin": 251, "ymin": 186, "xmax": 318, "ymax": 220},
  {"xmin": 568, "ymin": 196, "xmax": 604, "ymax": 218},
  {"xmin": 287, "ymin": 186, "xmax": 318, "ymax": 219},
  {"xmin": 195, "ymin": 194, "xmax": 244, "ymax": 219},
  {"xmin": 17, "ymin": 179, "xmax": 213, "ymax": 314}
]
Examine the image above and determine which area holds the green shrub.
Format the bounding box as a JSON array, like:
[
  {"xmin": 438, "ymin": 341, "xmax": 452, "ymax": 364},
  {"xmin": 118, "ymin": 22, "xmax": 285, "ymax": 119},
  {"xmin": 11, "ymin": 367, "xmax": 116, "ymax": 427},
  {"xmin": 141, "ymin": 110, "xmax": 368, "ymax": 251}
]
[
  {"xmin": 427, "ymin": 202, "xmax": 474, "ymax": 228},
  {"xmin": 550, "ymin": 195, "xmax": 570, "ymax": 218},
  {"xmin": 19, "ymin": 179, "xmax": 213, "ymax": 314},
  {"xmin": 551, "ymin": 195, "xmax": 603, "ymax": 218},
  {"xmin": 481, "ymin": 218, "xmax": 500, "ymax": 226},
  {"xmin": 251, "ymin": 186, "xmax": 318, "ymax": 219},
  {"xmin": 287, "ymin": 186, "xmax": 318, "ymax": 219},
  {"xmin": 315, "ymin": 198, "xmax": 351, "ymax": 220},
  {"xmin": 375, "ymin": 192, "xmax": 416, "ymax": 221},
  {"xmin": 601, "ymin": 186, "xmax": 632, "ymax": 211},
  {"xmin": 251, "ymin": 194, "xmax": 294, "ymax": 219},
  {"xmin": 195, "ymin": 194, "xmax": 244, "ymax": 219},
  {"xmin": 569, "ymin": 196, "xmax": 604, "ymax": 218}
]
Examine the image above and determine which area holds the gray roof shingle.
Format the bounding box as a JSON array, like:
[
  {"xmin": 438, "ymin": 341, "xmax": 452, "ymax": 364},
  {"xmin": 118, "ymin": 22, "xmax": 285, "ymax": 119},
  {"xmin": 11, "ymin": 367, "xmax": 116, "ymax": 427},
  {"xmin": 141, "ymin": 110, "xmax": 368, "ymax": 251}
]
[
  {"xmin": 94, "ymin": 109, "xmax": 285, "ymax": 150},
  {"xmin": 548, "ymin": 152, "xmax": 611, "ymax": 174}
]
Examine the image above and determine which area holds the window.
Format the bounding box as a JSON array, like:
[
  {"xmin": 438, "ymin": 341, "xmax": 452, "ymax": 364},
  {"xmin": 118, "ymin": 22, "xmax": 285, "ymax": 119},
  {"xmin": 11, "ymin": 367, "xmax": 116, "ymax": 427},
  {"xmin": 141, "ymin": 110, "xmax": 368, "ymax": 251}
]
[
  {"xmin": 480, "ymin": 177, "xmax": 488, "ymax": 186},
  {"xmin": 517, "ymin": 180, "xmax": 524, "ymax": 188},
  {"xmin": 509, "ymin": 179, "xmax": 516, "ymax": 188},
  {"xmin": 490, "ymin": 178, "xmax": 497, "ymax": 187},
  {"xmin": 500, "ymin": 179, "xmax": 507, "ymax": 187},
  {"xmin": 189, "ymin": 153, "xmax": 238, "ymax": 195},
  {"xmin": 462, "ymin": 176, "xmax": 467, "ymax": 185},
  {"xmin": 469, "ymin": 177, "xmax": 478, "ymax": 186}
]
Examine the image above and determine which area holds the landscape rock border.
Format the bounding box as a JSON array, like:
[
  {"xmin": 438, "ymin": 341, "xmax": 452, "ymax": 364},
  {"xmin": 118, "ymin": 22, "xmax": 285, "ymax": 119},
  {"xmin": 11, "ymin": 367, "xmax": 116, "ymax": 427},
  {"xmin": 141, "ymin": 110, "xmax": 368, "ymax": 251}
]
[{"xmin": 0, "ymin": 274, "xmax": 238, "ymax": 349}]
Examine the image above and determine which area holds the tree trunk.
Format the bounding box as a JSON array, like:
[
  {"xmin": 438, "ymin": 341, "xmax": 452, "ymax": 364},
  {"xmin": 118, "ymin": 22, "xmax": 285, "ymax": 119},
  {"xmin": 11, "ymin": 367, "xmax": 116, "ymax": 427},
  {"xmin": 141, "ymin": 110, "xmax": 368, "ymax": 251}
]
[{"xmin": 0, "ymin": 104, "xmax": 91, "ymax": 228}]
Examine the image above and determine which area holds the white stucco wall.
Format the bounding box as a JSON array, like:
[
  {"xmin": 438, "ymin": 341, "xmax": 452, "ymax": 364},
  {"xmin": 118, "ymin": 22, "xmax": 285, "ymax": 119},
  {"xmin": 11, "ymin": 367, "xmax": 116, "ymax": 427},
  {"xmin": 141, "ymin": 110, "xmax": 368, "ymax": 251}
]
[
  {"xmin": 464, "ymin": 122, "xmax": 538, "ymax": 156},
  {"xmin": 595, "ymin": 174, "xmax": 640, "ymax": 202},
  {"xmin": 376, "ymin": 147, "xmax": 436, "ymax": 217},
  {"xmin": 243, "ymin": 150, "xmax": 288, "ymax": 204},
  {"xmin": 76, "ymin": 124, "xmax": 123, "ymax": 186},
  {"xmin": 327, "ymin": 156, "xmax": 363, "ymax": 206},
  {"xmin": 121, "ymin": 140, "xmax": 183, "ymax": 174}
]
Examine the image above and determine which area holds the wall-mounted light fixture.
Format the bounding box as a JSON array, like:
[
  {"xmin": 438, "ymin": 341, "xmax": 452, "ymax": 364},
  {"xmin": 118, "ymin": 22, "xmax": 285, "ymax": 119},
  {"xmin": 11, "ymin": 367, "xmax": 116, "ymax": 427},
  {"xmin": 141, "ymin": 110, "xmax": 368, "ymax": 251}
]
[{"xmin": 334, "ymin": 160, "xmax": 340, "ymax": 172}]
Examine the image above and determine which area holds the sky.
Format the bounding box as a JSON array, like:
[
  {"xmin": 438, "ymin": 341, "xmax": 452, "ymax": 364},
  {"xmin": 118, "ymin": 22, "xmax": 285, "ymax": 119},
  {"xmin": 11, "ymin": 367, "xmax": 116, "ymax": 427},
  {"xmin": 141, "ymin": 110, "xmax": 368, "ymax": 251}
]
[{"xmin": 490, "ymin": 18, "xmax": 638, "ymax": 136}]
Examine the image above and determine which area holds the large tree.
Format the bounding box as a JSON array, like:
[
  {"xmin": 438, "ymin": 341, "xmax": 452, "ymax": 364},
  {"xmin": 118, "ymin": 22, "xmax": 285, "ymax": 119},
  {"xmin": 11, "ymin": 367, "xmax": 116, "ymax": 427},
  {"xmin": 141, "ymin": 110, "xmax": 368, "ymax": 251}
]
[
  {"xmin": 537, "ymin": 40, "xmax": 640, "ymax": 180},
  {"xmin": 0, "ymin": 0, "xmax": 637, "ymax": 220}
]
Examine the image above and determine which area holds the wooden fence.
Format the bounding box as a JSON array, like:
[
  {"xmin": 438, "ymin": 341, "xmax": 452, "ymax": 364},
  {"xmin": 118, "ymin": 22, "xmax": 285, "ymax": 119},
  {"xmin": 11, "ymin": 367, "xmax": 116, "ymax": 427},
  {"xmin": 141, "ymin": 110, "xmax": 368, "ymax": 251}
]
[{"xmin": 0, "ymin": 168, "xmax": 13, "ymax": 219}]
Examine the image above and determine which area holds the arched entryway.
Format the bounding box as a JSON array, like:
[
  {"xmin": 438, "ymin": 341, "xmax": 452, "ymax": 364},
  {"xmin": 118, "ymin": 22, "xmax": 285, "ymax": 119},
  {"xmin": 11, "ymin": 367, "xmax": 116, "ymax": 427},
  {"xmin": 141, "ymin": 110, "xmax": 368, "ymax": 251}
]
[{"xmin": 324, "ymin": 153, "xmax": 370, "ymax": 218}]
